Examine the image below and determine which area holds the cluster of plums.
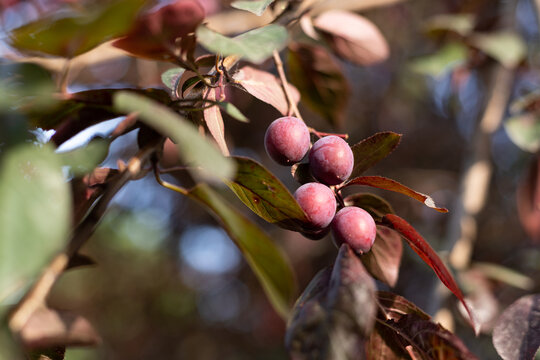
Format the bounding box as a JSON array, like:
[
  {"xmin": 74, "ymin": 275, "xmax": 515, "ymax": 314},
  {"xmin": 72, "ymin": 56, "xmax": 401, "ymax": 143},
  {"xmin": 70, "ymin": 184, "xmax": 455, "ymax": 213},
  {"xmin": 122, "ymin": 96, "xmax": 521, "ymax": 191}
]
[{"xmin": 264, "ymin": 116, "xmax": 377, "ymax": 253}]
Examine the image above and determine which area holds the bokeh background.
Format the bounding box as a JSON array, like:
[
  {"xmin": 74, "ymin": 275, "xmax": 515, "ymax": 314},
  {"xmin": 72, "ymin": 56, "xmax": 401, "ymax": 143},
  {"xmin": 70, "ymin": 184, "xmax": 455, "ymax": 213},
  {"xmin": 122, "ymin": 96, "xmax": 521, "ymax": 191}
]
[{"xmin": 2, "ymin": 0, "xmax": 540, "ymax": 358}]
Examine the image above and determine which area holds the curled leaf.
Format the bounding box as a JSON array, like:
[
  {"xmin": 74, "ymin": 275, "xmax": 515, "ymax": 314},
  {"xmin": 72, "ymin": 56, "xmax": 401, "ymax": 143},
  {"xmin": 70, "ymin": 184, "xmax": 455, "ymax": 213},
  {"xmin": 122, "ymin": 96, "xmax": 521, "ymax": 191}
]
[
  {"xmin": 232, "ymin": 66, "xmax": 300, "ymax": 116},
  {"xmin": 343, "ymin": 175, "xmax": 448, "ymax": 213}
]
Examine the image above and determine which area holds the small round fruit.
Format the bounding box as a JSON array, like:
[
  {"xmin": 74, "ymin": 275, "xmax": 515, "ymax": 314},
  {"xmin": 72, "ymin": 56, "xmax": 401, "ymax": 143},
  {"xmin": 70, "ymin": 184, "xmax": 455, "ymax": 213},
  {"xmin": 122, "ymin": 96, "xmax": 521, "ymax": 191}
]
[
  {"xmin": 309, "ymin": 135, "xmax": 354, "ymax": 185},
  {"xmin": 294, "ymin": 182, "xmax": 337, "ymax": 229},
  {"xmin": 264, "ymin": 116, "xmax": 310, "ymax": 166},
  {"xmin": 331, "ymin": 207, "xmax": 376, "ymax": 253}
]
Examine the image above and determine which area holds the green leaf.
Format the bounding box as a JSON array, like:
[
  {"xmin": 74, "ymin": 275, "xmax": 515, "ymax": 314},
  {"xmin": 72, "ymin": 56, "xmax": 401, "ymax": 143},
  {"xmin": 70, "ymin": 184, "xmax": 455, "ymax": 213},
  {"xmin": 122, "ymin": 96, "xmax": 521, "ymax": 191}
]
[
  {"xmin": 57, "ymin": 137, "xmax": 110, "ymax": 176},
  {"xmin": 424, "ymin": 13, "xmax": 475, "ymax": 37},
  {"xmin": 0, "ymin": 144, "xmax": 70, "ymax": 309},
  {"xmin": 219, "ymin": 101, "xmax": 249, "ymax": 122},
  {"xmin": 161, "ymin": 67, "xmax": 185, "ymax": 91},
  {"xmin": 504, "ymin": 113, "xmax": 540, "ymax": 153},
  {"xmin": 188, "ymin": 184, "xmax": 297, "ymax": 318},
  {"xmin": 350, "ymin": 132, "xmax": 401, "ymax": 179},
  {"xmin": 227, "ymin": 156, "xmax": 310, "ymax": 231},
  {"xmin": 113, "ymin": 91, "xmax": 236, "ymax": 182},
  {"xmin": 409, "ymin": 42, "xmax": 467, "ymax": 78},
  {"xmin": 231, "ymin": 0, "xmax": 275, "ymax": 16},
  {"xmin": 9, "ymin": 0, "xmax": 146, "ymax": 58},
  {"xmin": 470, "ymin": 31, "xmax": 526, "ymax": 69},
  {"xmin": 196, "ymin": 24, "xmax": 288, "ymax": 64}
]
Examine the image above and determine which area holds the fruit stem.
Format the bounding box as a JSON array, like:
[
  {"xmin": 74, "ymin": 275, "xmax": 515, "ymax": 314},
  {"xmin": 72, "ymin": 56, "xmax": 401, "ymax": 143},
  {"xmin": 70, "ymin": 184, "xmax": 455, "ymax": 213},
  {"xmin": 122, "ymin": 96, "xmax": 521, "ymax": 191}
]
[
  {"xmin": 308, "ymin": 128, "xmax": 349, "ymax": 140},
  {"xmin": 272, "ymin": 50, "xmax": 304, "ymax": 121}
]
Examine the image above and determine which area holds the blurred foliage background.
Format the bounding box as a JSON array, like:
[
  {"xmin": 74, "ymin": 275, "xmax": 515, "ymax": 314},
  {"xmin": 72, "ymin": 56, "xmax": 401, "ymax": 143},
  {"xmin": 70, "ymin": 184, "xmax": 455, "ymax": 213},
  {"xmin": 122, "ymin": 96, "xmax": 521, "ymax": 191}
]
[{"xmin": 2, "ymin": 0, "xmax": 540, "ymax": 358}]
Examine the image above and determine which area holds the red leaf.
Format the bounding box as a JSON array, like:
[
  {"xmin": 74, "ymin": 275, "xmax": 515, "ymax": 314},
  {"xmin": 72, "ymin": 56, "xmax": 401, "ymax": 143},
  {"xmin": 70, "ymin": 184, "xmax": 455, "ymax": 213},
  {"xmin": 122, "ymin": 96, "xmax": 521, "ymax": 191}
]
[
  {"xmin": 493, "ymin": 294, "xmax": 540, "ymax": 360},
  {"xmin": 203, "ymin": 87, "xmax": 229, "ymax": 156},
  {"xmin": 361, "ymin": 226, "xmax": 403, "ymax": 287},
  {"xmin": 313, "ymin": 10, "xmax": 389, "ymax": 66},
  {"xmin": 343, "ymin": 176, "xmax": 448, "ymax": 213},
  {"xmin": 382, "ymin": 214, "xmax": 479, "ymax": 334},
  {"xmin": 20, "ymin": 308, "xmax": 100, "ymax": 349},
  {"xmin": 232, "ymin": 65, "xmax": 300, "ymax": 116},
  {"xmin": 112, "ymin": 0, "xmax": 205, "ymax": 61}
]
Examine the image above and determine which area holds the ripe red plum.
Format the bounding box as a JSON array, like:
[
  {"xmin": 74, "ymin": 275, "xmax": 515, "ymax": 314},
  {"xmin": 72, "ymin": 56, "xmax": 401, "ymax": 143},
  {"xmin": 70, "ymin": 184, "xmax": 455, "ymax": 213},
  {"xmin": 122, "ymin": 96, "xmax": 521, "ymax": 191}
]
[
  {"xmin": 294, "ymin": 182, "xmax": 337, "ymax": 229},
  {"xmin": 331, "ymin": 206, "xmax": 376, "ymax": 253},
  {"xmin": 309, "ymin": 136, "xmax": 353, "ymax": 185},
  {"xmin": 264, "ymin": 116, "xmax": 310, "ymax": 166}
]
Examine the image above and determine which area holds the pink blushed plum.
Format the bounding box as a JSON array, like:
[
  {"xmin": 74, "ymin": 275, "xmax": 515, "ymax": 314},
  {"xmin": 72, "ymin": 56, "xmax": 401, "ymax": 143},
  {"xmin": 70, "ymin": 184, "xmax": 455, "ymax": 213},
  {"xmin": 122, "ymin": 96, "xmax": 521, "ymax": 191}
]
[
  {"xmin": 294, "ymin": 182, "xmax": 337, "ymax": 229},
  {"xmin": 264, "ymin": 116, "xmax": 310, "ymax": 166},
  {"xmin": 309, "ymin": 135, "xmax": 353, "ymax": 185},
  {"xmin": 331, "ymin": 207, "xmax": 376, "ymax": 253}
]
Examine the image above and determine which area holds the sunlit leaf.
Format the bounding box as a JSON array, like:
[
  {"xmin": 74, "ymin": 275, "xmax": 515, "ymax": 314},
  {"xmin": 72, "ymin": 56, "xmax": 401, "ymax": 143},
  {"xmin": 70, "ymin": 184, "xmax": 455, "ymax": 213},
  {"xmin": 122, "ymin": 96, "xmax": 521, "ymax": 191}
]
[
  {"xmin": 504, "ymin": 113, "xmax": 540, "ymax": 153},
  {"xmin": 0, "ymin": 144, "xmax": 70, "ymax": 309},
  {"xmin": 344, "ymin": 193, "xmax": 394, "ymax": 221},
  {"xmin": 218, "ymin": 101, "xmax": 249, "ymax": 122},
  {"xmin": 57, "ymin": 138, "xmax": 110, "ymax": 176},
  {"xmin": 409, "ymin": 42, "xmax": 467, "ymax": 78},
  {"xmin": 231, "ymin": 0, "xmax": 275, "ymax": 16},
  {"xmin": 188, "ymin": 184, "xmax": 297, "ymax": 318},
  {"xmin": 350, "ymin": 132, "xmax": 402, "ymax": 179},
  {"xmin": 114, "ymin": 91, "xmax": 236, "ymax": 182},
  {"xmin": 232, "ymin": 65, "xmax": 300, "ymax": 116},
  {"xmin": 286, "ymin": 245, "xmax": 376, "ymax": 359},
  {"xmin": 203, "ymin": 87, "xmax": 230, "ymax": 156},
  {"xmin": 20, "ymin": 307, "xmax": 100, "ymax": 349},
  {"xmin": 382, "ymin": 214, "xmax": 479, "ymax": 334},
  {"xmin": 161, "ymin": 67, "xmax": 185, "ymax": 92},
  {"xmin": 112, "ymin": 0, "xmax": 205, "ymax": 61},
  {"xmin": 424, "ymin": 13, "xmax": 475, "ymax": 37},
  {"xmin": 470, "ymin": 31, "xmax": 526, "ymax": 69},
  {"xmin": 288, "ymin": 43, "xmax": 350, "ymax": 128},
  {"xmin": 343, "ymin": 175, "xmax": 448, "ymax": 213},
  {"xmin": 361, "ymin": 226, "xmax": 402, "ymax": 287},
  {"xmin": 493, "ymin": 294, "xmax": 540, "ymax": 360},
  {"xmin": 227, "ymin": 156, "xmax": 310, "ymax": 231},
  {"xmin": 313, "ymin": 10, "xmax": 389, "ymax": 66},
  {"xmin": 9, "ymin": 0, "xmax": 146, "ymax": 57},
  {"xmin": 196, "ymin": 24, "xmax": 288, "ymax": 64}
]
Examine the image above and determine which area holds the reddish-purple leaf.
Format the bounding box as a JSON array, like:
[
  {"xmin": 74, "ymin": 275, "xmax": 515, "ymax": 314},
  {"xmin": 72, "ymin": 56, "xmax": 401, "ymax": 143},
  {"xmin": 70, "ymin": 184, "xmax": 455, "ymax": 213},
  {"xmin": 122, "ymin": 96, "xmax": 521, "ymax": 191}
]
[
  {"xmin": 20, "ymin": 308, "xmax": 100, "ymax": 349},
  {"xmin": 232, "ymin": 66, "xmax": 300, "ymax": 115},
  {"xmin": 290, "ymin": 162, "xmax": 315, "ymax": 185},
  {"xmin": 343, "ymin": 176, "xmax": 448, "ymax": 213},
  {"xmin": 313, "ymin": 10, "xmax": 389, "ymax": 66},
  {"xmin": 493, "ymin": 294, "xmax": 540, "ymax": 360},
  {"xmin": 350, "ymin": 132, "xmax": 402, "ymax": 179},
  {"xmin": 203, "ymin": 87, "xmax": 229, "ymax": 156},
  {"xmin": 288, "ymin": 43, "xmax": 350, "ymax": 129},
  {"xmin": 382, "ymin": 214, "xmax": 478, "ymax": 334},
  {"xmin": 517, "ymin": 155, "xmax": 540, "ymax": 243},
  {"xmin": 376, "ymin": 291, "xmax": 430, "ymax": 321},
  {"xmin": 361, "ymin": 226, "xmax": 402, "ymax": 287},
  {"xmin": 391, "ymin": 314, "xmax": 479, "ymax": 360},
  {"xmin": 344, "ymin": 193, "xmax": 394, "ymax": 221},
  {"xmin": 286, "ymin": 245, "xmax": 376, "ymax": 359},
  {"xmin": 112, "ymin": 0, "xmax": 205, "ymax": 61}
]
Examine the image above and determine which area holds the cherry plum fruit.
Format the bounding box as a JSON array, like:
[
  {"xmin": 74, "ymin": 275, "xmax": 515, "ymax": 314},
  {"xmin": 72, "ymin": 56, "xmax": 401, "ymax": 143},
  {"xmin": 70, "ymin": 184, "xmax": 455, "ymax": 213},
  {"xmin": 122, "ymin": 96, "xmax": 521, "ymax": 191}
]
[
  {"xmin": 294, "ymin": 182, "xmax": 337, "ymax": 229},
  {"xmin": 264, "ymin": 116, "xmax": 311, "ymax": 166},
  {"xmin": 309, "ymin": 136, "xmax": 354, "ymax": 185},
  {"xmin": 331, "ymin": 206, "xmax": 376, "ymax": 253}
]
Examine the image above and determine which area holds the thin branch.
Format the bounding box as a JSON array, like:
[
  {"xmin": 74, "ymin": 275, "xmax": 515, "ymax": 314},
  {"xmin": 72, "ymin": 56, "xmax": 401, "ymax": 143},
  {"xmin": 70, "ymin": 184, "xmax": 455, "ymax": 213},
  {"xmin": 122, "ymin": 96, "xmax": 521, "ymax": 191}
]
[
  {"xmin": 8, "ymin": 145, "xmax": 156, "ymax": 333},
  {"xmin": 152, "ymin": 162, "xmax": 188, "ymax": 196},
  {"xmin": 272, "ymin": 50, "xmax": 303, "ymax": 121}
]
